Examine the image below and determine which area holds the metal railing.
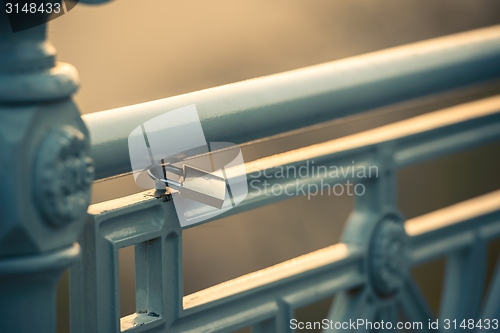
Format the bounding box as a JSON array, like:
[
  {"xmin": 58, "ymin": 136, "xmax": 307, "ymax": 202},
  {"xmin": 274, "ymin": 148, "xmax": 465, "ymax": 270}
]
[
  {"xmin": 1, "ymin": 4, "xmax": 500, "ymax": 333},
  {"xmin": 72, "ymin": 94, "xmax": 500, "ymax": 332}
]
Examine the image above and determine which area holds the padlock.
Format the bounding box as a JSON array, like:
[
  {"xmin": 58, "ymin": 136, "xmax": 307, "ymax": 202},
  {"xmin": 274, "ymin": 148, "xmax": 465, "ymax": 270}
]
[{"xmin": 148, "ymin": 163, "xmax": 227, "ymax": 209}]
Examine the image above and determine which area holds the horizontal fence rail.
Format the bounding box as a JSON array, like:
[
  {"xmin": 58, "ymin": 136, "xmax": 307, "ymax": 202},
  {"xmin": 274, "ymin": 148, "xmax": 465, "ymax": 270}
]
[
  {"xmin": 71, "ymin": 92, "xmax": 500, "ymax": 332},
  {"xmin": 83, "ymin": 25, "xmax": 500, "ymax": 179},
  {"xmin": 200, "ymin": 95, "xmax": 500, "ymax": 225}
]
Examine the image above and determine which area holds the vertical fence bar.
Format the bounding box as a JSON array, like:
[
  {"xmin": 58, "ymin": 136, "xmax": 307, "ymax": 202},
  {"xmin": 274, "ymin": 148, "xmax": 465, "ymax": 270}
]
[
  {"xmin": 479, "ymin": 257, "xmax": 500, "ymax": 329},
  {"xmin": 439, "ymin": 241, "xmax": 488, "ymax": 322}
]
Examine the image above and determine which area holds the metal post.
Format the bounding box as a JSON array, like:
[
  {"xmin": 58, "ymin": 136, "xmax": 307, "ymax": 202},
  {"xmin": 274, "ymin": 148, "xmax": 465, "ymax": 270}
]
[{"xmin": 0, "ymin": 6, "xmax": 93, "ymax": 333}]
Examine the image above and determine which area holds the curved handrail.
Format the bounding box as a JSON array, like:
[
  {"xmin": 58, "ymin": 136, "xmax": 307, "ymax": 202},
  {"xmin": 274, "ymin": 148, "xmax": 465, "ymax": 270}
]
[{"xmin": 83, "ymin": 25, "xmax": 500, "ymax": 179}]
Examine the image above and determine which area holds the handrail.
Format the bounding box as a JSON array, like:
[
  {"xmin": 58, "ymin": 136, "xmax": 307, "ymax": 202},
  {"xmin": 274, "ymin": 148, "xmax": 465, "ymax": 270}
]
[{"xmin": 83, "ymin": 25, "xmax": 500, "ymax": 179}]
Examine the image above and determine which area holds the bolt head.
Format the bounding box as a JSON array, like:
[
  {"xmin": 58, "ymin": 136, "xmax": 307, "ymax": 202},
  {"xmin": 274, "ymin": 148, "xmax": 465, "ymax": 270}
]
[{"xmin": 370, "ymin": 219, "xmax": 410, "ymax": 297}]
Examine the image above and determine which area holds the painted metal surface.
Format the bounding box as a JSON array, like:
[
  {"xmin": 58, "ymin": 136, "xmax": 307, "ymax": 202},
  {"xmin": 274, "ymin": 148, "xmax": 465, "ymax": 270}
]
[
  {"xmin": 0, "ymin": 8, "xmax": 91, "ymax": 333},
  {"xmin": 71, "ymin": 96, "xmax": 500, "ymax": 332},
  {"xmin": 83, "ymin": 25, "xmax": 500, "ymax": 180},
  {"xmin": 1, "ymin": 3, "xmax": 500, "ymax": 332}
]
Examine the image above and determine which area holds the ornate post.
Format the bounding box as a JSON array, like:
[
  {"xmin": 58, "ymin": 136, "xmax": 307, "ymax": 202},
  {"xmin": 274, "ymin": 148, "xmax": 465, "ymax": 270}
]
[{"xmin": 0, "ymin": 4, "xmax": 97, "ymax": 332}]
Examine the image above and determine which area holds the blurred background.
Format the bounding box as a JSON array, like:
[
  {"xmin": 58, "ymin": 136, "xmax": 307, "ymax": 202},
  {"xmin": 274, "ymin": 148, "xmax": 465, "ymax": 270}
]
[{"xmin": 48, "ymin": 0, "xmax": 500, "ymax": 332}]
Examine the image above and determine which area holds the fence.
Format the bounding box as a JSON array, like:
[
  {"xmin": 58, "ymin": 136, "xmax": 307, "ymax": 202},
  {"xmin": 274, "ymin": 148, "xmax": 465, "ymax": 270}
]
[{"xmin": 0, "ymin": 5, "xmax": 500, "ymax": 333}]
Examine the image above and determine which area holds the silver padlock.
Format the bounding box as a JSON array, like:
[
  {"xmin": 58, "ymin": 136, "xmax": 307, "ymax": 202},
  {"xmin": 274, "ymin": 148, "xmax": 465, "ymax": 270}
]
[{"xmin": 148, "ymin": 163, "xmax": 227, "ymax": 209}]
